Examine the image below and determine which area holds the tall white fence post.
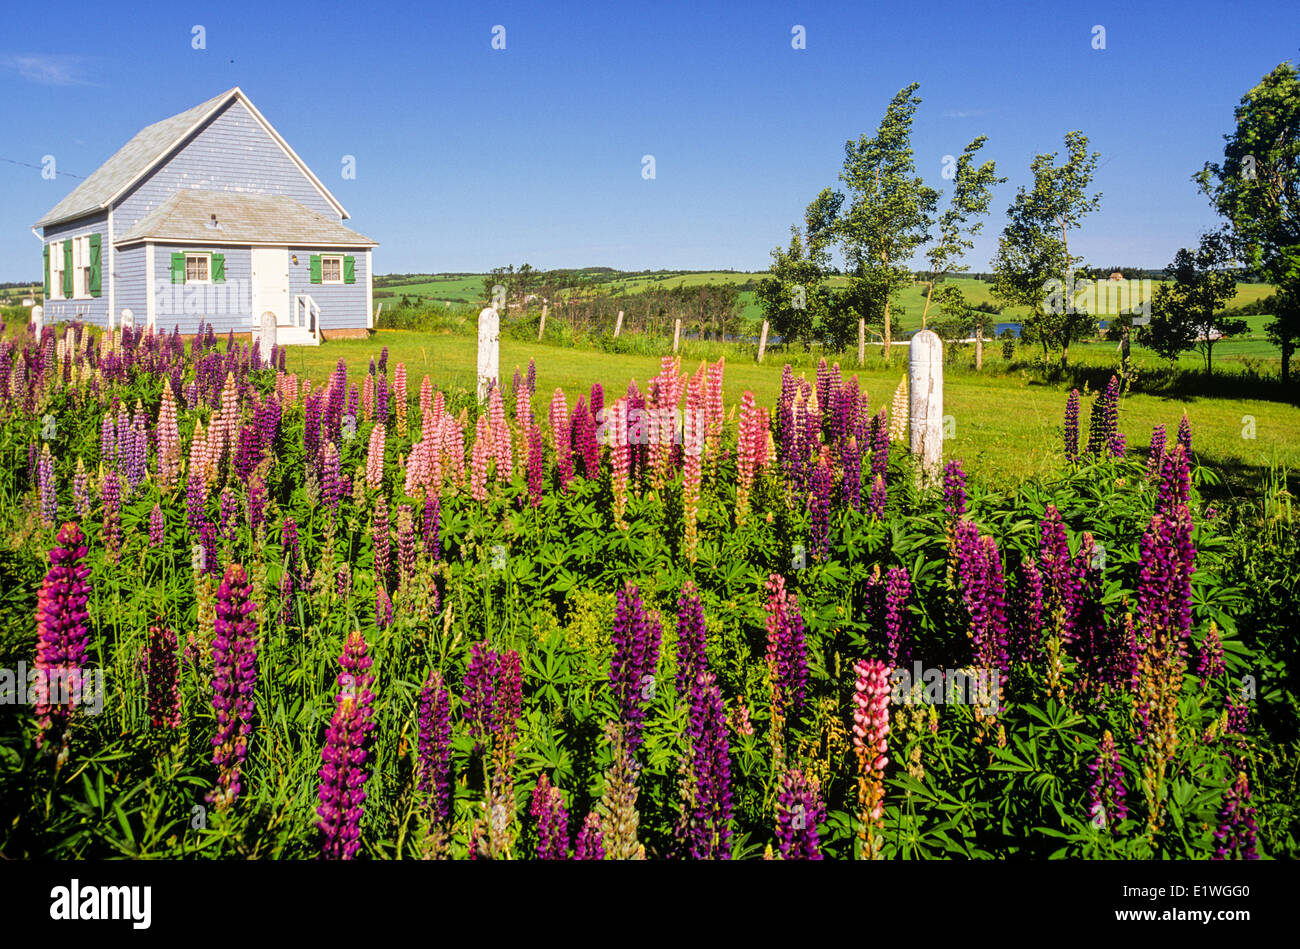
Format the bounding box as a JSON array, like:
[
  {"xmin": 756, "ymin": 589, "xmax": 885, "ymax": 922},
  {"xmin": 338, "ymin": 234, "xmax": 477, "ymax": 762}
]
[
  {"xmin": 757, "ymin": 319, "xmax": 769, "ymax": 362},
  {"xmin": 477, "ymin": 306, "xmax": 500, "ymax": 403},
  {"xmin": 672, "ymin": 318, "xmax": 682, "ymax": 354},
  {"xmin": 908, "ymin": 329, "xmax": 943, "ymax": 485},
  {"xmin": 30, "ymin": 305, "xmax": 43, "ymax": 337},
  {"xmin": 857, "ymin": 318, "xmax": 866, "ymax": 367},
  {"xmin": 537, "ymin": 304, "xmax": 547, "ymax": 341},
  {"xmin": 613, "ymin": 310, "xmax": 624, "ymax": 338}
]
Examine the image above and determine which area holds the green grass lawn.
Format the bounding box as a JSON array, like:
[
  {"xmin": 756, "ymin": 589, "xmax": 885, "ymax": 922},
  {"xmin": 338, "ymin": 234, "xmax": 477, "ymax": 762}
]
[{"xmin": 286, "ymin": 329, "xmax": 1300, "ymax": 489}]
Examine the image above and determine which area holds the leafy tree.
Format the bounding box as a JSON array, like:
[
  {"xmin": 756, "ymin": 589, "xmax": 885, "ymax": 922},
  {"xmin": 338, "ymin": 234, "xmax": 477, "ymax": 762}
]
[
  {"xmin": 920, "ymin": 136, "xmax": 1005, "ymax": 326},
  {"xmin": 757, "ymin": 189, "xmax": 841, "ymax": 349},
  {"xmin": 1143, "ymin": 230, "xmax": 1245, "ymax": 374},
  {"xmin": 1195, "ymin": 61, "xmax": 1300, "ymax": 383},
  {"xmin": 836, "ymin": 83, "xmax": 939, "ymax": 359},
  {"xmin": 992, "ymin": 131, "xmax": 1103, "ymax": 369}
]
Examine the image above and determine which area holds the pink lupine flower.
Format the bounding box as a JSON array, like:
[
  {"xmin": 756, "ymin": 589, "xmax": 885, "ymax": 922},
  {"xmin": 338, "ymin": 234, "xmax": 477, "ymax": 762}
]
[
  {"xmin": 609, "ymin": 398, "xmax": 630, "ymax": 527},
  {"xmin": 852, "ymin": 658, "xmax": 892, "ymax": 856},
  {"xmin": 361, "ymin": 373, "xmax": 375, "ymax": 422},
  {"xmin": 469, "ymin": 414, "xmax": 491, "ymax": 502},
  {"xmin": 682, "ymin": 379, "xmax": 704, "ymax": 560},
  {"xmin": 317, "ymin": 631, "xmax": 376, "ymax": 860},
  {"xmin": 366, "ymin": 423, "xmax": 386, "ymax": 491},
  {"xmin": 704, "ymin": 357, "xmax": 725, "ymax": 466},
  {"xmin": 735, "ymin": 391, "xmax": 764, "ymax": 522},
  {"xmin": 156, "ymin": 377, "xmax": 181, "ymax": 490},
  {"xmin": 393, "ymin": 363, "xmax": 408, "ymax": 437},
  {"xmin": 488, "ymin": 384, "xmax": 512, "ymax": 480},
  {"xmin": 526, "ymin": 423, "xmax": 545, "ymax": 506},
  {"xmin": 419, "ymin": 375, "xmax": 433, "ymax": 418},
  {"xmin": 549, "ymin": 388, "xmax": 573, "ymax": 490}
]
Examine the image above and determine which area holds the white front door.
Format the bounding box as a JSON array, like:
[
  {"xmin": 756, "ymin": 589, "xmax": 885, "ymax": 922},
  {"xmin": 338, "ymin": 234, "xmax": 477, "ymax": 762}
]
[{"xmin": 250, "ymin": 247, "xmax": 290, "ymax": 327}]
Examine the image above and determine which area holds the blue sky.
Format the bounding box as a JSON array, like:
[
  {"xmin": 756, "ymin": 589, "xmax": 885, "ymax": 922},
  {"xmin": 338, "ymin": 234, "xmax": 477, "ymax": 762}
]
[{"xmin": 1, "ymin": 0, "xmax": 1297, "ymax": 282}]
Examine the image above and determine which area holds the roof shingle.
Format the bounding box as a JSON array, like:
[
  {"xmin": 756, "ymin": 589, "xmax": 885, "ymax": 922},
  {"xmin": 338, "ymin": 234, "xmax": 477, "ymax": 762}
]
[{"xmin": 115, "ymin": 190, "xmax": 376, "ymax": 246}]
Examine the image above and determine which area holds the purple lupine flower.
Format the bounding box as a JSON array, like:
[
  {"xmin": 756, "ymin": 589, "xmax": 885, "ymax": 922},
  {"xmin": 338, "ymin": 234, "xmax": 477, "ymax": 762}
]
[
  {"xmin": 763, "ymin": 573, "xmax": 809, "ymax": 715},
  {"xmin": 101, "ymin": 470, "xmax": 122, "ymax": 559},
  {"xmin": 883, "ymin": 566, "xmax": 912, "ymax": 665},
  {"xmin": 1225, "ymin": 695, "xmax": 1249, "ymax": 735},
  {"xmin": 463, "ymin": 643, "xmax": 501, "ymax": 749},
  {"xmin": 33, "ymin": 523, "xmax": 92, "ymax": 763},
  {"xmin": 37, "ymin": 444, "xmax": 56, "ymax": 526},
  {"xmin": 247, "ymin": 473, "xmax": 267, "ymax": 537},
  {"xmin": 1146, "ymin": 424, "xmax": 1167, "ymax": 480},
  {"xmin": 73, "ymin": 460, "xmax": 91, "ymax": 520},
  {"xmin": 417, "ymin": 670, "xmax": 453, "ymax": 822},
  {"xmin": 149, "ymin": 502, "xmax": 164, "ymax": 547},
  {"xmin": 207, "ymin": 564, "xmax": 258, "ymax": 809},
  {"xmin": 526, "ymin": 358, "xmax": 536, "ymax": 395},
  {"xmin": 1213, "ymin": 772, "xmax": 1258, "ymax": 860},
  {"xmin": 867, "ymin": 472, "xmax": 886, "ymax": 520},
  {"xmin": 375, "ymin": 585, "xmax": 392, "ymax": 630},
  {"xmin": 219, "ymin": 488, "xmax": 238, "ymax": 543},
  {"xmin": 609, "ymin": 582, "xmax": 663, "ymax": 753},
  {"xmin": 571, "ymin": 397, "xmax": 600, "ymax": 479},
  {"xmin": 685, "ymin": 671, "xmax": 733, "ymax": 859},
  {"xmin": 371, "ymin": 496, "xmax": 390, "ymax": 587},
  {"xmin": 1196, "ymin": 625, "xmax": 1226, "ymax": 683},
  {"xmin": 498, "ymin": 649, "xmax": 523, "ymax": 749},
  {"xmin": 1086, "ymin": 730, "xmax": 1128, "ymax": 829},
  {"xmin": 378, "ymin": 347, "xmax": 389, "ymax": 375},
  {"xmin": 815, "ymin": 358, "xmax": 831, "ymax": 429},
  {"xmin": 839, "ymin": 434, "xmax": 862, "ymax": 511},
  {"xmin": 1070, "ymin": 533, "xmax": 1123, "ymax": 688},
  {"xmin": 1136, "ymin": 510, "xmax": 1194, "ymax": 653},
  {"xmin": 303, "ymin": 390, "xmax": 323, "ymax": 479},
  {"xmin": 376, "ymin": 373, "xmax": 389, "ymax": 423},
  {"xmin": 1064, "ymin": 389, "xmax": 1080, "ymax": 462},
  {"xmin": 317, "ymin": 631, "xmax": 377, "ymax": 860},
  {"xmin": 953, "ymin": 522, "xmax": 1011, "ymax": 679},
  {"xmin": 336, "ymin": 563, "xmax": 352, "ymax": 601},
  {"xmin": 775, "ymin": 767, "xmax": 826, "ymax": 860},
  {"xmin": 531, "ymin": 774, "xmax": 570, "ymax": 860},
  {"xmin": 588, "ymin": 382, "xmax": 604, "ymax": 422},
  {"xmin": 321, "ymin": 442, "xmax": 344, "ymax": 516},
  {"xmin": 573, "ymin": 812, "xmax": 605, "ymax": 860},
  {"xmin": 809, "ymin": 453, "xmax": 832, "ymax": 559},
  {"xmin": 1176, "ymin": 414, "xmax": 1192, "ymax": 454},
  {"xmin": 1039, "ymin": 505, "xmax": 1078, "ymax": 642},
  {"xmin": 146, "ymin": 622, "xmax": 180, "ymax": 728},
  {"xmin": 423, "ymin": 491, "xmax": 441, "ymax": 560},
  {"xmin": 1156, "ymin": 443, "xmax": 1192, "ymax": 521},
  {"xmin": 675, "ymin": 581, "xmax": 708, "ymax": 702},
  {"xmin": 870, "ymin": 409, "xmax": 888, "ymax": 482},
  {"xmin": 185, "ymin": 457, "xmax": 206, "ymax": 537},
  {"xmin": 942, "ymin": 458, "xmax": 967, "ymax": 519},
  {"xmin": 397, "ymin": 505, "xmax": 416, "ymax": 587},
  {"xmin": 1009, "ymin": 557, "xmax": 1045, "ymax": 661}
]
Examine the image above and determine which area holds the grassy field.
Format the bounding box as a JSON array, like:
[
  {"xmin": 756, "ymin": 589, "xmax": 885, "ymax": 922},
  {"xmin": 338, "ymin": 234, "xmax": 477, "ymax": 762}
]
[{"xmin": 285, "ymin": 329, "xmax": 1300, "ymax": 489}]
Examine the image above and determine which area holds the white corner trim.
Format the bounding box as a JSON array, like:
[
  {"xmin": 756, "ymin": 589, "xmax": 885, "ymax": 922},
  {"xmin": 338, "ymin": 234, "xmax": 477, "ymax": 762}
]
[
  {"xmin": 145, "ymin": 242, "xmax": 155, "ymax": 330},
  {"xmin": 107, "ymin": 208, "xmax": 115, "ymax": 327},
  {"xmin": 366, "ymin": 249, "xmax": 374, "ymax": 330}
]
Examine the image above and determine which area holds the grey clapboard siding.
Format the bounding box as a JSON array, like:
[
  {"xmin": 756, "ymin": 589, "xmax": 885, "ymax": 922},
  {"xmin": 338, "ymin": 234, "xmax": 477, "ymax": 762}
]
[
  {"xmin": 151, "ymin": 244, "xmax": 254, "ymax": 336},
  {"xmin": 42, "ymin": 213, "xmax": 109, "ymax": 326},
  {"xmin": 289, "ymin": 248, "xmax": 369, "ymax": 330},
  {"xmin": 114, "ymin": 244, "xmax": 148, "ymax": 323},
  {"xmin": 115, "ymin": 99, "xmax": 341, "ymax": 236}
]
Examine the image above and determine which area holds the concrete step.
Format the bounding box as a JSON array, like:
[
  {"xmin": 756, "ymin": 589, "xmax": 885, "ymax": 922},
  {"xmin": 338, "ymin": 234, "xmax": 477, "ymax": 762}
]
[{"xmin": 275, "ymin": 325, "xmax": 320, "ymax": 346}]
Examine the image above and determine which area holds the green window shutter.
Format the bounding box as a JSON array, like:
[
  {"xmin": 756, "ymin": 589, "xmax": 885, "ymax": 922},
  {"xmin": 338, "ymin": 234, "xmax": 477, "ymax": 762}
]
[
  {"xmin": 88, "ymin": 233, "xmax": 102, "ymax": 297},
  {"xmin": 310, "ymin": 254, "xmax": 322, "ymax": 284},
  {"xmin": 171, "ymin": 252, "xmax": 186, "ymax": 284},
  {"xmin": 343, "ymin": 255, "xmax": 356, "ymax": 284},
  {"xmin": 211, "ymin": 253, "xmax": 226, "ymax": 283},
  {"xmin": 63, "ymin": 241, "xmax": 73, "ymax": 298},
  {"xmin": 43, "ymin": 245, "xmax": 50, "ymax": 296}
]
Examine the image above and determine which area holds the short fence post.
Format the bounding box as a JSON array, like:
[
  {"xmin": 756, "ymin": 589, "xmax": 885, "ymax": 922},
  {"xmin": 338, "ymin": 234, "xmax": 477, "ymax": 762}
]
[
  {"xmin": 908, "ymin": 329, "xmax": 943, "ymax": 485},
  {"xmin": 673, "ymin": 318, "xmax": 682, "ymax": 354},
  {"xmin": 477, "ymin": 306, "xmax": 500, "ymax": 403},
  {"xmin": 537, "ymin": 304, "xmax": 547, "ymax": 341},
  {"xmin": 613, "ymin": 310, "xmax": 624, "ymax": 338}
]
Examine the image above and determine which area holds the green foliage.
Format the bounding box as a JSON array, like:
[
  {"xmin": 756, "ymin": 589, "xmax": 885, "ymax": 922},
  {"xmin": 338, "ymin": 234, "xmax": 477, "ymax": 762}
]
[{"xmin": 1143, "ymin": 230, "xmax": 1247, "ymax": 374}]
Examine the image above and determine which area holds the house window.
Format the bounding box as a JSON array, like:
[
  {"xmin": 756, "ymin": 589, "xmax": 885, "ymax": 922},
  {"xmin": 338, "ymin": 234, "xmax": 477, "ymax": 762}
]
[
  {"xmin": 185, "ymin": 253, "xmax": 211, "ymax": 284},
  {"xmin": 49, "ymin": 241, "xmax": 64, "ymax": 300},
  {"xmin": 320, "ymin": 255, "xmax": 342, "ymax": 284},
  {"xmin": 72, "ymin": 236, "xmax": 92, "ymax": 298}
]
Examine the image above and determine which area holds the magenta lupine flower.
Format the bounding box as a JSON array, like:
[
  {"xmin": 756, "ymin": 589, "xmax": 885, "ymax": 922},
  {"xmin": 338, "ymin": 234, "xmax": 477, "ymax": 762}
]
[
  {"xmin": 686, "ymin": 671, "xmax": 733, "ymax": 860},
  {"xmin": 207, "ymin": 564, "xmax": 258, "ymax": 809},
  {"xmin": 526, "ymin": 423, "xmax": 544, "ymax": 506},
  {"xmin": 763, "ymin": 573, "xmax": 809, "ymax": 714},
  {"xmin": 609, "ymin": 582, "xmax": 663, "ymax": 753},
  {"xmin": 809, "ymin": 452, "xmax": 832, "ymax": 558},
  {"xmin": 1064, "ymin": 389, "xmax": 1080, "ymax": 462},
  {"xmin": 775, "ymin": 767, "xmax": 826, "ymax": 860},
  {"xmin": 867, "ymin": 471, "xmax": 886, "ymax": 520},
  {"xmin": 149, "ymin": 502, "xmax": 164, "ymax": 547},
  {"xmin": 570, "ymin": 396, "xmax": 600, "ymax": 479},
  {"xmin": 1136, "ymin": 510, "xmax": 1194, "ymax": 653},
  {"xmin": 499, "ymin": 649, "xmax": 523, "ymax": 743},
  {"xmin": 573, "ymin": 812, "xmax": 605, "ymax": 860},
  {"xmin": 1156, "ymin": 443, "xmax": 1192, "ymax": 521},
  {"xmin": 549, "ymin": 389, "xmax": 573, "ymax": 491},
  {"xmin": 1213, "ymin": 772, "xmax": 1258, "ymax": 859},
  {"xmin": 1225, "ymin": 696, "xmax": 1249, "ymax": 735},
  {"xmin": 1086, "ymin": 730, "xmax": 1128, "ymax": 829},
  {"xmin": 417, "ymin": 670, "xmax": 453, "ymax": 823},
  {"xmin": 375, "ymin": 584, "xmax": 393, "ymax": 629},
  {"xmin": 883, "ymin": 566, "xmax": 912, "ymax": 665},
  {"xmin": 815, "ymin": 358, "xmax": 831, "ymax": 425},
  {"xmin": 531, "ymin": 774, "xmax": 571, "ymax": 860},
  {"xmin": 37, "ymin": 443, "xmax": 56, "ymax": 526},
  {"xmin": 870, "ymin": 409, "xmax": 888, "ymax": 482},
  {"xmin": 317, "ymin": 631, "xmax": 377, "ymax": 860},
  {"xmin": 1009, "ymin": 557, "xmax": 1045, "ymax": 661},
  {"xmin": 463, "ymin": 643, "xmax": 501, "ymax": 749},
  {"xmin": 1176, "ymin": 413, "xmax": 1192, "ymax": 453},
  {"xmin": 33, "ymin": 523, "xmax": 92, "ymax": 761},
  {"xmin": 942, "ymin": 458, "xmax": 967, "ymax": 519},
  {"xmin": 953, "ymin": 522, "xmax": 1011, "ymax": 678},
  {"xmin": 371, "ymin": 496, "xmax": 391, "ymax": 587},
  {"xmin": 675, "ymin": 581, "xmax": 708, "ymax": 701},
  {"xmin": 146, "ymin": 622, "xmax": 180, "ymax": 728},
  {"xmin": 588, "ymin": 382, "xmax": 604, "ymax": 424},
  {"xmin": 423, "ymin": 491, "xmax": 441, "ymax": 560}
]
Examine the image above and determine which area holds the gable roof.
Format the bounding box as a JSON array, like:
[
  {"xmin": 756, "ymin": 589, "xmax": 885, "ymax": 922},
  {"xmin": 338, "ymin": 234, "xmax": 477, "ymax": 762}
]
[
  {"xmin": 35, "ymin": 87, "xmax": 350, "ymax": 229},
  {"xmin": 115, "ymin": 190, "xmax": 376, "ymax": 247}
]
